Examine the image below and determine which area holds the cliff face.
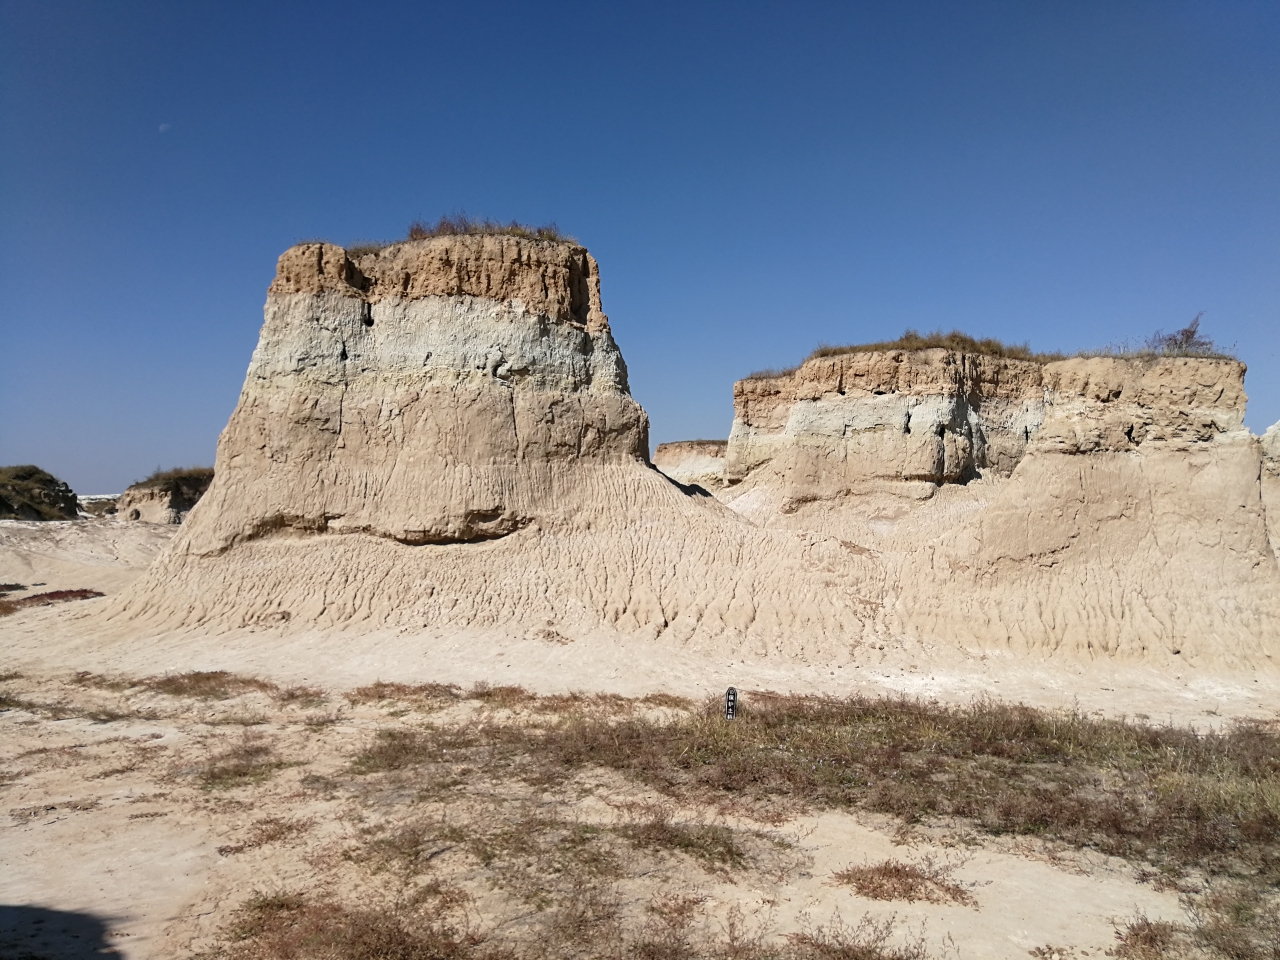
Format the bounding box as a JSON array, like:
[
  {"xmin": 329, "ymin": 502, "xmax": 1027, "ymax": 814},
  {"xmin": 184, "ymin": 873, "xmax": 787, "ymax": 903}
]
[
  {"xmin": 653, "ymin": 441, "xmax": 727, "ymax": 489},
  {"xmin": 726, "ymin": 351, "xmax": 1046, "ymax": 502},
  {"xmin": 186, "ymin": 239, "xmax": 646, "ymax": 552},
  {"xmin": 110, "ymin": 239, "xmax": 876, "ymax": 651},
  {"xmin": 118, "ymin": 470, "xmax": 213, "ymax": 524},
  {"xmin": 721, "ymin": 352, "xmax": 1280, "ymax": 666},
  {"xmin": 1263, "ymin": 420, "xmax": 1280, "ymax": 556}
]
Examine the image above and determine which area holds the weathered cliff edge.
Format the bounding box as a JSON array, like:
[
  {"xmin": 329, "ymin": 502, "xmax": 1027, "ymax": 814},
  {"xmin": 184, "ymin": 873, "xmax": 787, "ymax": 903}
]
[
  {"xmin": 1264, "ymin": 420, "xmax": 1280, "ymax": 556},
  {"xmin": 720, "ymin": 351, "xmax": 1280, "ymax": 666},
  {"xmin": 108, "ymin": 238, "xmax": 874, "ymax": 651},
  {"xmin": 653, "ymin": 440, "xmax": 727, "ymax": 489},
  {"xmin": 117, "ymin": 470, "xmax": 213, "ymax": 524}
]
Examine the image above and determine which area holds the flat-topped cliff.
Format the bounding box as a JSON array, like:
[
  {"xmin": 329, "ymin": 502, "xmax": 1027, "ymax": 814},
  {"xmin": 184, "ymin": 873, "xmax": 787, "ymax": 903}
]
[
  {"xmin": 108, "ymin": 238, "xmax": 878, "ymax": 650},
  {"xmin": 727, "ymin": 350, "xmax": 1046, "ymax": 494},
  {"xmin": 717, "ymin": 347, "xmax": 1279, "ymax": 665},
  {"xmin": 184, "ymin": 239, "xmax": 646, "ymax": 553}
]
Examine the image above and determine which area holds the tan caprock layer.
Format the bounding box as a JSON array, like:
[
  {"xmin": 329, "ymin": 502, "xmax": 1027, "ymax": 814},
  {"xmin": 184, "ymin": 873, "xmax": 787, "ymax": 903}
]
[
  {"xmin": 721, "ymin": 351, "xmax": 1280, "ymax": 669},
  {"xmin": 103, "ymin": 239, "xmax": 877, "ymax": 653}
]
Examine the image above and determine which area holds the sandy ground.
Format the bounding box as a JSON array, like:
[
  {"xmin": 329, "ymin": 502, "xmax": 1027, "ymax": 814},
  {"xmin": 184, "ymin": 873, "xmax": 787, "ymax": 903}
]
[
  {"xmin": 0, "ymin": 518, "xmax": 1273, "ymax": 959},
  {"xmin": 0, "ymin": 674, "xmax": 1187, "ymax": 960}
]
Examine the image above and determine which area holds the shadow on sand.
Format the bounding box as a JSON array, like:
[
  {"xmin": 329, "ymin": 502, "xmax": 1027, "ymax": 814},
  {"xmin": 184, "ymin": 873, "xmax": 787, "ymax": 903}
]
[{"xmin": 0, "ymin": 905, "xmax": 124, "ymax": 959}]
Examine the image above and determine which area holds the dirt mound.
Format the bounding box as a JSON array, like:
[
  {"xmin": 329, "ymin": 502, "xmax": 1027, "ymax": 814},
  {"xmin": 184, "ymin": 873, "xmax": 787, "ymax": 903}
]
[{"xmin": 0, "ymin": 465, "xmax": 79, "ymax": 521}]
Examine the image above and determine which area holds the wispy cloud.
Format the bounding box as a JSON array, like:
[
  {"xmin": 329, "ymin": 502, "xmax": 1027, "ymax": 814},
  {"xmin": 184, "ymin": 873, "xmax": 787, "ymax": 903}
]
[{"xmin": 158, "ymin": 123, "xmax": 171, "ymax": 133}]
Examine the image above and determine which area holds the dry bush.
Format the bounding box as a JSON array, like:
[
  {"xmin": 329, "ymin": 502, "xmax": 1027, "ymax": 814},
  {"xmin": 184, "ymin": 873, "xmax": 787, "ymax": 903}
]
[
  {"xmin": 467, "ymin": 681, "xmax": 534, "ymax": 709},
  {"xmin": 833, "ymin": 858, "xmax": 973, "ymax": 906},
  {"xmin": 70, "ymin": 671, "xmax": 136, "ymax": 692},
  {"xmin": 129, "ymin": 465, "xmax": 214, "ymax": 489},
  {"xmin": 809, "ymin": 329, "xmax": 1052, "ymax": 363},
  {"xmin": 218, "ymin": 817, "xmax": 313, "ymax": 856},
  {"xmin": 407, "ymin": 214, "xmax": 573, "ymax": 244},
  {"xmin": 223, "ymin": 893, "xmax": 494, "ymax": 960},
  {"xmin": 614, "ymin": 802, "xmax": 746, "ymax": 869},
  {"xmin": 272, "ymin": 685, "xmax": 326, "ymax": 708},
  {"xmin": 346, "ymin": 681, "xmax": 461, "ymax": 705},
  {"xmin": 199, "ymin": 733, "xmax": 283, "ymax": 789},
  {"xmin": 144, "ymin": 670, "xmax": 277, "ymax": 700},
  {"xmin": 349, "ymin": 729, "xmax": 438, "ymax": 774},
  {"xmin": 0, "ymin": 583, "xmax": 25, "ymax": 593},
  {"xmin": 640, "ymin": 693, "xmax": 694, "ymax": 710}
]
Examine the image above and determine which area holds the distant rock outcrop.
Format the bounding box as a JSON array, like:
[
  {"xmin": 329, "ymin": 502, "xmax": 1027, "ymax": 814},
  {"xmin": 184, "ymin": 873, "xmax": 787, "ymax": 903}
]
[
  {"xmin": 653, "ymin": 440, "xmax": 726, "ymax": 489},
  {"xmin": 117, "ymin": 469, "xmax": 214, "ymax": 525},
  {"xmin": 0, "ymin": 466, "xmax": 79, "ymax": 521}
]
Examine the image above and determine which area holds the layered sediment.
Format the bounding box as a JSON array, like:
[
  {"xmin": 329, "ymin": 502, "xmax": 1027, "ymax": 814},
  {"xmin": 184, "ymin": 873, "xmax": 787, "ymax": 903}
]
[
  {"xmin": 109, "ymin": 238, "xmax": 875, "ymax": 651},
  {"xmin": 725, "ymin": 350, "xmax": 1046, "ymax": 503},
  {"xmin": 1263, "ymin": 420, "xmax": 1280, "ymax": 555},
  {"xmin": 718, "ymin": 351, "xmax": 1280, "ymax": 666},
  {"xmin": 117, "ymin": 471, "xmax": 213, "ymax": 524},
  {"xmin": 653, "ymin": 440, "xmax": 727, "ymax": 489}
]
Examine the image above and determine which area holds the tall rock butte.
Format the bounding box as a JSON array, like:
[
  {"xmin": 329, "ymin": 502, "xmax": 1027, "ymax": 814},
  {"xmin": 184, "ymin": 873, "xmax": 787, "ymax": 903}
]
[{"xmin": 110, "ymin": 237, "xmax": 874, "ymax": 652}]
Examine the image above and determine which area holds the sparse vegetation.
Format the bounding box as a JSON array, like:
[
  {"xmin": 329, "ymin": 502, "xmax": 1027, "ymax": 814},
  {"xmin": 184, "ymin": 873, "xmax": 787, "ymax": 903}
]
[
  {"xmin": 407, "ymin": 213, "xmax": 574, "ymax": 244},
  {"xmin": 344, "ymin": 215, "xmax": 576, "ymax": 259},
  {"xmin": 128, "ymin": 466, "xmax": 215, "ymax": 489},
  {"xmin": 833, "ymin": 858, "xmax": 974, "ymax": 906},
  {"xmin": 143, "ymin": 670, "xmax": 276, "ymax": 700},
  {"xmin": 0, "ymin": 464, "xmax": 79, "ymax": 520},
  {"xmin": 811, "ymin": 329, "xmax": 1052, "ymax": 363},
  {"xmin": 5, "ymin": 672, "xmax": 1276, "ymax": 959},
  {"xmin": 198, "ymin": 732, "xmax": 284, "ymax": 789},
  {"xmin": 745, "ymin": 317, "xmax": 1236, "ymax": 380}
]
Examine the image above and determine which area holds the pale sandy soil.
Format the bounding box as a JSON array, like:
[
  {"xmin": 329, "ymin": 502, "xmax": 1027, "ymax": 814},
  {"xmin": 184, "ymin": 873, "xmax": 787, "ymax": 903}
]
[
  {"xmin": 0, "ymin": 519, "xmax": 1274, "ymax": 959},
  {"xmin": 1, "ymin": 673, "xmax": 1187, "ymax": 960}
]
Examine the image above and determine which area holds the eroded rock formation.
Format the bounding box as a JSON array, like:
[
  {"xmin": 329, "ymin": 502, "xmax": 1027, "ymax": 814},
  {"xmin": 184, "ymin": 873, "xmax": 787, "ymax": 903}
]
[
  {"xmin": 717, "ymin": 351, "xmax": 1280, "ymax": 666},
  {"xmin": 653, "ymin": 440, "xmax": 726, "ymax": 489},
  {"xmin": 1263, "ymin": 419, "xmax": 1280, "ymax": 556},
  {"xmin": 726, "ymin": 351, "xmax": 1045, "ymax": 501},
  {"xmin": 0, "ymin": 466, "xmax": 79, "ymax": 521},
  {"xmin": 118, "ymin": 470, "xmax": 213, "ymax": 524},
  {"xmin": 110, "ymin": 238, "xmax": 875, "ymax": 651}
]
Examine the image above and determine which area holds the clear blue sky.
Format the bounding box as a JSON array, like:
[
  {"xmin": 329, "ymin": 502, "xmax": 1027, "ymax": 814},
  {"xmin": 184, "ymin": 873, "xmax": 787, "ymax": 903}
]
[{"xmin": 2, "ymin": 1, "xmax": 1278, "ymax": 493}]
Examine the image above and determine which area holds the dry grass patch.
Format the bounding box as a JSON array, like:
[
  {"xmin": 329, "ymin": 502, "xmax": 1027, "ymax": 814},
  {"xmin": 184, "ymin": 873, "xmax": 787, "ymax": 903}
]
[
  {"xmin": 833, "ymin": 858, "xmax": 974, "ymax": 906},
  {"xmin": 145, "ymin": 670, "xmax": 277, "ymax": 700},
  {"xmin": 218, "ymin": 816, "xmax": 314, "ymax": 856},
  {"xmin": 613, "ymin": 801, "xmax": 747, "ymax": 869},
  {"xmin": 198, "ymin": 732, "xmax": 287, "ymax": 789},
  {"xmin": 347, "ymin": 680, "xmax": 462, "ymax": 706},
  {"xmin": 272, "ymin": 685, "xmax": 326, "ymax": 708}
]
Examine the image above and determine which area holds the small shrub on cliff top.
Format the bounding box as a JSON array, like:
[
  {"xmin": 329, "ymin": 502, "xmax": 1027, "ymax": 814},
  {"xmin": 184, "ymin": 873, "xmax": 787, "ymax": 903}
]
[
  {"xmin": 810, "ymin": 329, "xmax": 1053, "ymax": 363},
  {"xmin": 128, "ymin": 466, "xmax": 213, "ymax": 490},
  {"xmin": 407, "ymin": 213, "xmax": 574, "ymax": 243}
]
